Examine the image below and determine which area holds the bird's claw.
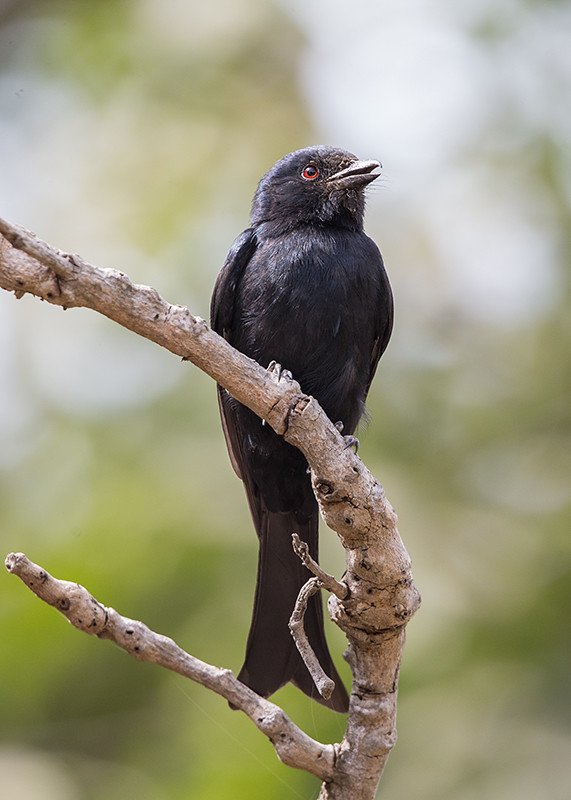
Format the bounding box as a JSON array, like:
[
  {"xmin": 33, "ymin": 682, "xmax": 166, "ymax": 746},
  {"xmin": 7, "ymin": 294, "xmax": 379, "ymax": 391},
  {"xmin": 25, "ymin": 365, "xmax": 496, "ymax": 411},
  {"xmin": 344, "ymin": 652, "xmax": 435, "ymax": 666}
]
[
  {"xmin": 335, "ymin": 421, "xmax": 358, "ymax": 451},
  {"xmin": 343, "ymin": 435, "xmax": 360, "ymax": 453},
  {"xmin": 267, "ymin": 360, "xmax": 293, "ymax": 382},
  {"xmin": 264, "ymin": 362, "xmax": 293, "ymax": 427}
]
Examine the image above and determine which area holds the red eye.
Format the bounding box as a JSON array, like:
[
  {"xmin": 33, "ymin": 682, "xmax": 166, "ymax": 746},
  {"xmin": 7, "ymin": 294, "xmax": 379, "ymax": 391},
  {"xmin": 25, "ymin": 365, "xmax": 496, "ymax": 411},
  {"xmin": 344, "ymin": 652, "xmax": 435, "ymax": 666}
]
[{"xmin": 302, "ymin": 165, "xmax": 319, "ymax": 180}]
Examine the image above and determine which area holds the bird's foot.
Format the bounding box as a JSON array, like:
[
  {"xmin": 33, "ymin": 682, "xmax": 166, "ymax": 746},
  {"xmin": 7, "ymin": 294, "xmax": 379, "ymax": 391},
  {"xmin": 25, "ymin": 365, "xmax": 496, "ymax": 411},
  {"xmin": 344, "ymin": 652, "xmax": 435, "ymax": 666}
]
[
  {"xmin": 343, "ymin": 435, "xmax": 360, "ymax": 453},
  {"xmin": 335, "ymin": 421, "xmax": 359, "ymax": 452},
  {"xmin": 263, "ymin": 362, "xmax": 294, "ymax": 427},
  {"xmin": 267, "ymin": 360, "xmax": 293, "ymax": 382}
]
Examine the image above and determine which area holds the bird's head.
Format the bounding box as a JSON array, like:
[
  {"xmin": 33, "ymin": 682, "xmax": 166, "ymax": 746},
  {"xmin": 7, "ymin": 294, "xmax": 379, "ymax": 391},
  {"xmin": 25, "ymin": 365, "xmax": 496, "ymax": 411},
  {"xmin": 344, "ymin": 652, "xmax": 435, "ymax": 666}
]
[{"xmin": 250, "ymin": 145, "xmax": 381, "ymax": 233}]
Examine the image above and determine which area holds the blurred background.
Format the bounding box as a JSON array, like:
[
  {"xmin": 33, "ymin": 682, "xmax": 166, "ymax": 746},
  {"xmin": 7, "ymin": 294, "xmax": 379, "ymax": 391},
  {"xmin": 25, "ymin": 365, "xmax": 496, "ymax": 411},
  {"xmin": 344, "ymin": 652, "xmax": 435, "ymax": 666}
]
[{"xmin": 1, "ymin": 0, "xmax": 570, "ymax": 798}]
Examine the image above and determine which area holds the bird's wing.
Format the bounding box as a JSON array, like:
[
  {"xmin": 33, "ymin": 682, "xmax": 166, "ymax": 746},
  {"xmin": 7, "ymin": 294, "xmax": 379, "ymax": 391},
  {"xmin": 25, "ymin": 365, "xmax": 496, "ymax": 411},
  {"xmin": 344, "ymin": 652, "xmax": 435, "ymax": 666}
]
[
  {"xmin": 210, "ymin": 228, "xmax": 258, "ymax": 482},
  {"xmin": 210, "ymin": 228, "xmax": 257, "ymax": 339},
  {"xmin": 366, "ymin": 262, "xmax": 394, "ymax": 395}
]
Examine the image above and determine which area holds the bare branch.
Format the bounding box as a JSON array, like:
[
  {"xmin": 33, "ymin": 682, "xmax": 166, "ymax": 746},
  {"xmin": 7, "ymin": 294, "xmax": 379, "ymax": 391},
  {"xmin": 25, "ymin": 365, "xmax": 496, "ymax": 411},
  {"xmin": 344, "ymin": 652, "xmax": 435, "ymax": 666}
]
[
  {"xmin": 4, "ymin": 552, "xmax": 335, "ymax": 781},
  {"xmin": 1, "ymin": 219, "xmax": 421, "ymax": 799},
  {"xmin": 0, "ymin": 218, "xmax": 302, "ymax": 438}
]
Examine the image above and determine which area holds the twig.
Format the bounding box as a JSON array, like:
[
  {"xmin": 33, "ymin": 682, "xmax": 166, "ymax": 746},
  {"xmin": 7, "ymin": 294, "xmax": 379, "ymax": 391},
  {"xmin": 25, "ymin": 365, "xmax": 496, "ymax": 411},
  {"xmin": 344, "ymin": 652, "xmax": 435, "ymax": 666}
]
[
  {"xmin": 4, "ymin": 552, "xmax": 335, "ymax": 781},
  {"xmin": 291, "ymin": 533, "xmax": 348, "ymax": 600},
  {"xmin": 288, "ymin": 577, "xmax": 336, "ymax": 701}
]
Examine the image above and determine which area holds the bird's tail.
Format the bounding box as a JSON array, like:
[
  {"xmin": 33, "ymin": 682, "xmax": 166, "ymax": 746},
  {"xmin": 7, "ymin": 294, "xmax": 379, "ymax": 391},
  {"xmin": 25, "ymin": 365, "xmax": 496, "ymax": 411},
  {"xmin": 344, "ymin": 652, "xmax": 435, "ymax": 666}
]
[{"xmin": 237, "ymin": 507, "xmax": 349, "ymax": 713}]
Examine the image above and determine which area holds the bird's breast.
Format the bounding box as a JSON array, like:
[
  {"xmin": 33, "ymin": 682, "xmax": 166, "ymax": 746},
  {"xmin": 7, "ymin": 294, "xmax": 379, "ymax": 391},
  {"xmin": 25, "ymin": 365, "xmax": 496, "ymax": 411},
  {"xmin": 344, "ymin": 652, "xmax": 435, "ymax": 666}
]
[{"xmin": 232, "ymin": 228, "xmax": 379, "ymax": 429}]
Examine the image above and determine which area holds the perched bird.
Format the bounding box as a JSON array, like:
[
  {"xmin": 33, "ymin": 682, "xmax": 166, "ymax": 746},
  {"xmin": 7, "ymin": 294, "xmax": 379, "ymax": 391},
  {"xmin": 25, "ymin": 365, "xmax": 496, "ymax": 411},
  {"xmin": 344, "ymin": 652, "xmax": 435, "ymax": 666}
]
[{"xmin": 211, "ymin": 145, "xmax": 393, "ymax": 712}]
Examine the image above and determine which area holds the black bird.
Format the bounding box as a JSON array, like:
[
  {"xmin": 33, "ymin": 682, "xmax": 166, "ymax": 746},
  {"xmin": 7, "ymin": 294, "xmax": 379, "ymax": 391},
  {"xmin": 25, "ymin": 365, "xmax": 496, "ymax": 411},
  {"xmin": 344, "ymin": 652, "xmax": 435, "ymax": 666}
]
[{"xmin": 210, "ymin": 145, "xmax": 393, "ymax": 712}]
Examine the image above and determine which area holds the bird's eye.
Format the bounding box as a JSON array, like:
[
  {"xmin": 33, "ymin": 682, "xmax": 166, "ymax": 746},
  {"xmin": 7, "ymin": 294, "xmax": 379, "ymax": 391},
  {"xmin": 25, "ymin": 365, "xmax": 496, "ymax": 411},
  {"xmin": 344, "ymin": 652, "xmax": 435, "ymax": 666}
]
[{"xmin": 302, "ymin": 165, "xmax": 319, "ymax": 180}]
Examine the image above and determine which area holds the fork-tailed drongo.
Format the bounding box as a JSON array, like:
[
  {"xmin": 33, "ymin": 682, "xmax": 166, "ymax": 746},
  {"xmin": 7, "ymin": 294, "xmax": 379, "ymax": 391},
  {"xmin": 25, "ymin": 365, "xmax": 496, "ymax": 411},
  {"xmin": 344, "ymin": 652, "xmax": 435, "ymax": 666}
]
[{"xmin": 210, "ymin": 145, "xmax": 393, "ymax": 712}]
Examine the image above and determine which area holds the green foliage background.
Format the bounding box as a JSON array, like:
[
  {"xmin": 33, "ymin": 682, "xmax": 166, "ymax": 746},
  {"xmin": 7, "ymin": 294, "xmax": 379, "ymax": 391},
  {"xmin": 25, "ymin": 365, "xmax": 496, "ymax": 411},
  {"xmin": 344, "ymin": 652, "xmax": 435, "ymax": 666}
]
[{"xmin": 1, "ymin": 1, "xmax": 570, "ymax": 797}]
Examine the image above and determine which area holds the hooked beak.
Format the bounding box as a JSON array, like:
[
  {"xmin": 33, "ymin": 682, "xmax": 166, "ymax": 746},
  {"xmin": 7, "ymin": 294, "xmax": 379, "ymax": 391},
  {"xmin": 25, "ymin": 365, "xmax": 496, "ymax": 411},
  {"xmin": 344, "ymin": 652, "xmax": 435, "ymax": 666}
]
[{"xmin": 328, "ymin": 159, "xmax": 382, "ymax": 187}]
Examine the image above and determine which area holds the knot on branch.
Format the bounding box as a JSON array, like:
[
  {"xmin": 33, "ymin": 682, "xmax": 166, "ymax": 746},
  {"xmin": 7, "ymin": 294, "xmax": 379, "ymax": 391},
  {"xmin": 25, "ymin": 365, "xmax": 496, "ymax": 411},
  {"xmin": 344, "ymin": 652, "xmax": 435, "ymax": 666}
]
[
  {"xmin": 5, "ymin": 552, "xmax": 108, "ymax": 633},
  {"xmin": 328, "ymin": 575, "xmax": 421, "ymax": 639}
]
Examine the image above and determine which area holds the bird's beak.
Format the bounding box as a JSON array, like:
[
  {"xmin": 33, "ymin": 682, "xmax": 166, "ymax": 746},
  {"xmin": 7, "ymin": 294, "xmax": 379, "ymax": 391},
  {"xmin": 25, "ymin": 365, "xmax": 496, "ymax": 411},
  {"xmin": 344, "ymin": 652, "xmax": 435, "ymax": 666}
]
[{"xmin": 328, "ymin": 159, "xmax": 382, "ymax": 187}]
